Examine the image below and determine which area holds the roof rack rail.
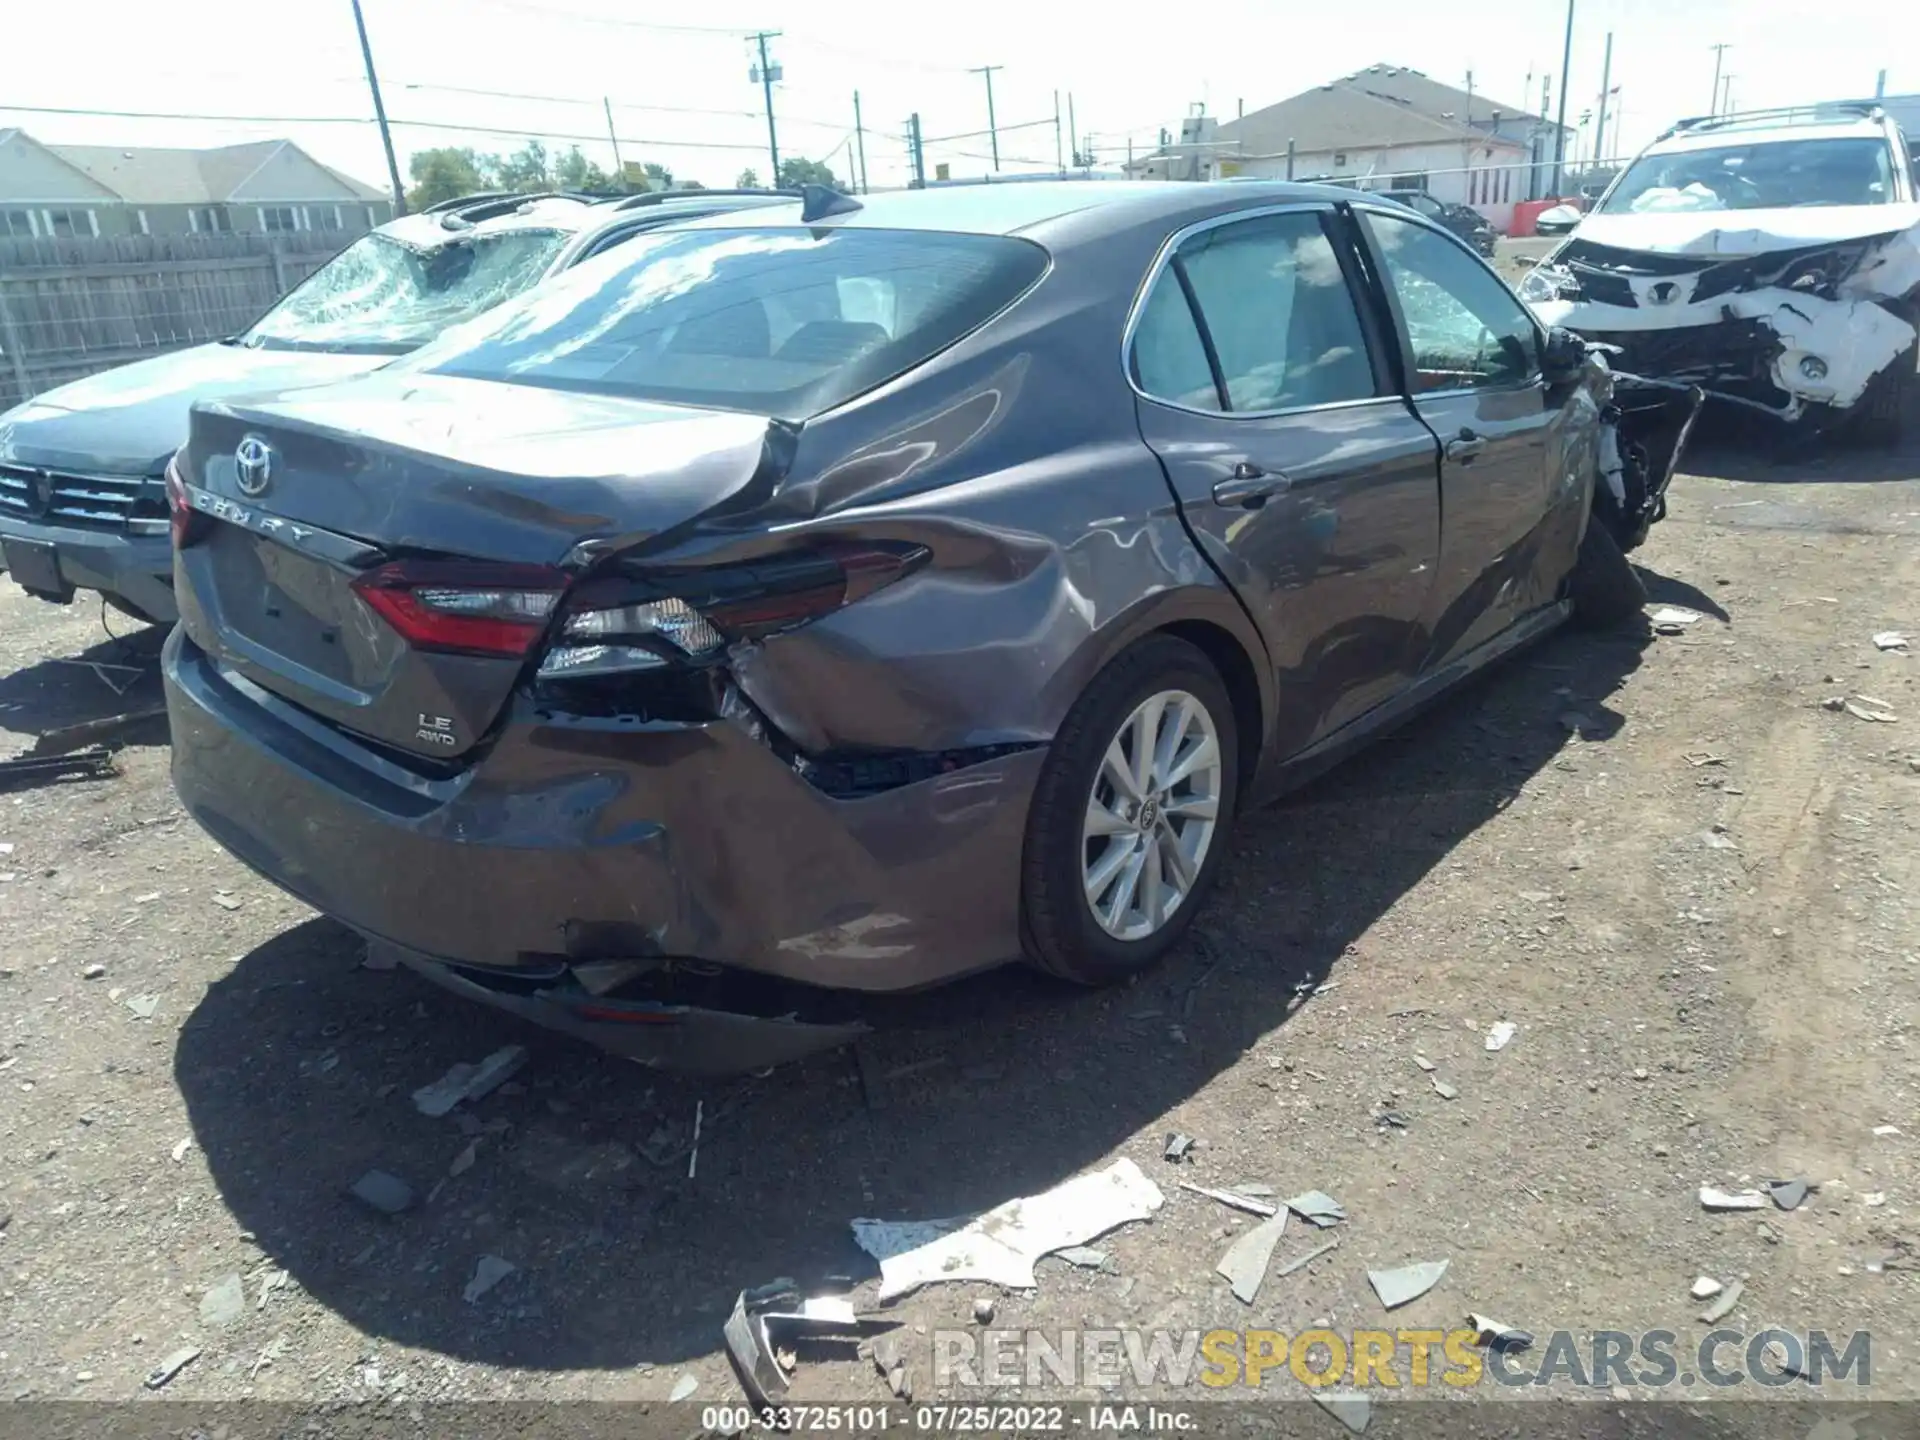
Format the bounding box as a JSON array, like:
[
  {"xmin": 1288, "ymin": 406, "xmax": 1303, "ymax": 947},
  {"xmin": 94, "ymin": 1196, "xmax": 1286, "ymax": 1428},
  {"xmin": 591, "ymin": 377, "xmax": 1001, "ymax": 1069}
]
[
  {"xmin": 429, "ymin": 191, "xmax": 599, "ymax": 228},
  {"xmin": 1660, "ymin": 102, "xmax": 1884, "ymax": 141},
  {"xmin": 419, "ymin": 190, "xmax": 519, "ymax": 214},
  {"xmin": 604, "ymin": 186, "xmax": 803, "ymax": 210}
]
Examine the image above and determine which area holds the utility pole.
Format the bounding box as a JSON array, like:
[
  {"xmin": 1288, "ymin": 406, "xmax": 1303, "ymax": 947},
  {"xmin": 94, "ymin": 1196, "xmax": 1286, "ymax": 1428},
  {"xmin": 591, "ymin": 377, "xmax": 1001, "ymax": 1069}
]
[
  {"xmin": 1721, "ymin": 75, "xmax": 1736, "ymax": 115},
  {"xmin": 750, "ymin": 31, "xmax": 782, "ymax": 184},
  {"xmin": 1593, "ymin": 31, "xmax": 1613, "ymax": 166},
  {"xmin": 1068, "ymin": 93, "xmax": 1079, "ymax": 168},
  {"xmin": 968, "ymin": 65, "xmax": 1003, "ymax": 170},
  {"xmin": 852, "ymin": 91, "xmax": 868, "ymax": 193},
  {"xmin": 349, "ymin": 0, "xmax": 406, "ymax": 215},
  {"xmin": 906, "ymin": 114, "xmax": 925, "ymax": 188},
  {"xmin": 1550, "ymin": 0, "xmax": 1575, "ymax": 196},
  {"xmin": 1708, "ymin": 43, "xmax": 1730, "ymax": 115},
  {"xmin": 603, "ymin": 97, "xmax": 626, "ymax": 188},
  {"xmin": 1465, "ymin": 69, "xmax": 1475, "ymax": 126},
  {"xmin": 1054, "ymin": 90, "xmax": 1064, "ymax": 172}
]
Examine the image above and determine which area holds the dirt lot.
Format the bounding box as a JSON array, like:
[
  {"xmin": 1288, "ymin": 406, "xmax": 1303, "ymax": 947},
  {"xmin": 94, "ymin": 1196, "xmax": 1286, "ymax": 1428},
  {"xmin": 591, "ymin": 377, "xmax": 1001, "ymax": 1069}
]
[{"xmin": 0, "ymin": 430, "xmax": 1916, "ymax": 1425}]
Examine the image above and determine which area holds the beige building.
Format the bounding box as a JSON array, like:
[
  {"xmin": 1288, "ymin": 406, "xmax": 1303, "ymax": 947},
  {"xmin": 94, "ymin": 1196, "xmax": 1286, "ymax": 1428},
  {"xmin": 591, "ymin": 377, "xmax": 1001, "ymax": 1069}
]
[{"xmin": 0, "ymin": 130, "xmax": 393, "ymax": 240}]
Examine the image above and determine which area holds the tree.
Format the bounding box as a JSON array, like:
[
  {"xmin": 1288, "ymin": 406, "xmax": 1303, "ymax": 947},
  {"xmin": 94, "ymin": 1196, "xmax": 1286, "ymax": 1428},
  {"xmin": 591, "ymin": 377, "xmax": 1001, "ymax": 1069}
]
[
  {"xmin": 406, "ymin": 147, "xmax": 494, "ymax": 209},
  {"xmin": 643, "ymin": 161, "xmax": 674, "ymax": 189},
  {"xmin": 553, "ymin": 145, "xmax": 614, "ymax": 193},
  {"xmin": 495, "ymin": 140, "xmax": 552, "ymax": 192},
  {"xmin": 776, "ymin": 156, "xmax": 839, "ymax": 190},
  {"xmin": 736, "ymin": 167, "xmax": 761, "ymax": 188}
]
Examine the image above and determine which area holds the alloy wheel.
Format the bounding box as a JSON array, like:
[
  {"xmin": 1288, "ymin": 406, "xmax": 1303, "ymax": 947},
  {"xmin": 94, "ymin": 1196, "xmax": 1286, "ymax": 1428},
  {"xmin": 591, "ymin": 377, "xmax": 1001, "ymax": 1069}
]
[{"xmin": 1081, "ymin": 688, "xmax": 1224, "ymax": 941}]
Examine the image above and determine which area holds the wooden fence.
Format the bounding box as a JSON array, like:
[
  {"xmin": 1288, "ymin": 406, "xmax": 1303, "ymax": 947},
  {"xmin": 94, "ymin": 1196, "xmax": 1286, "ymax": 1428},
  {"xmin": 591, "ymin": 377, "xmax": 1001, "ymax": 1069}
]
[{"xmin": 0, "ymin": 232, "xmax": 357, "ymax": 410}]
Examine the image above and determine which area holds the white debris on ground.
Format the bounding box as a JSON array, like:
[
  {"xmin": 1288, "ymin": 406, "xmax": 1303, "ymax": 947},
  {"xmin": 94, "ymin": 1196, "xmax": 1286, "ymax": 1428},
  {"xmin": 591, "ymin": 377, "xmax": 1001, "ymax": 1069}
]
[{"xmin": 852, "ymin": 1158, "xmax": 1164, "ymax": 1301}]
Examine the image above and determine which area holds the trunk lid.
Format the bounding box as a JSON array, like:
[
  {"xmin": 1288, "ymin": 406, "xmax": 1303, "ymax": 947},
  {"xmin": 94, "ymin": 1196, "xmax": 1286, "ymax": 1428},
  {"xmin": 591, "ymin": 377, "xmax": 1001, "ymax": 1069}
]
[{"xmin": 175, "ymin": 372, "xmax": 785, "ymax": 760}]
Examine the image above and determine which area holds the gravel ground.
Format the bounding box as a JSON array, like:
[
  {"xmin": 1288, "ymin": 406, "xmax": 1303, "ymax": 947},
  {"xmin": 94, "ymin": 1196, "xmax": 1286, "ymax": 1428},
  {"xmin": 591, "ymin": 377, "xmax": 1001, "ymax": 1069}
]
[{"xmin": 0, "ymin": 430, "xmax": 1915, "ymax": 1427}]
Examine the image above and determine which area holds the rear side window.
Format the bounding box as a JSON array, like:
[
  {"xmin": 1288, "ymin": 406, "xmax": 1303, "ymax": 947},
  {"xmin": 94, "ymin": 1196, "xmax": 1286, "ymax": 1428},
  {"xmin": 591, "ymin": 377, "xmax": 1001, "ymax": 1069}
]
[
  {"xmin": 1133, "ymin": 211, "xmax": 1377, "ymax": 414},
  {"xmin": 1130, "ymin": 276, "xmax": 1222, "ymax": 411},
  {"xmin": 414, "ymin": 227, "xmax": 1048, "ymax": 419}
]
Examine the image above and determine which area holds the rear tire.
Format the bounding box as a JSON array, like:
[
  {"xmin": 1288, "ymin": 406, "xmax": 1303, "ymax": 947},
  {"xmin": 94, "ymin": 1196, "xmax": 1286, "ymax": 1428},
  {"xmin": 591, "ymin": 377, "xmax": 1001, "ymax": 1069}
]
[
  {"xmin": 1021, "ymin": 635, "xmax": 1239, "ymax": 986},
  {"xmin": 1569, "ymin": 515, "xmax": 1645, "ymax": 629}
]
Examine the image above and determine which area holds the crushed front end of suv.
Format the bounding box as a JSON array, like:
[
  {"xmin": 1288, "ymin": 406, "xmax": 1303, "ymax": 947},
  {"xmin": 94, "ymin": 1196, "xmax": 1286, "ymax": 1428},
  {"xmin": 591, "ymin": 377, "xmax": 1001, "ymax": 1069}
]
[{"xmin": 1519, "ymin": 105, "xmax": 1920, "ymax": 441}]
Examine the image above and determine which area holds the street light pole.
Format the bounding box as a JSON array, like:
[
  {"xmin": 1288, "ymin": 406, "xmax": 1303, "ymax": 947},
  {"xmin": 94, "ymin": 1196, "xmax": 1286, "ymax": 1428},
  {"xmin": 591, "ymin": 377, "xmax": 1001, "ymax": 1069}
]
[
  {"xmin": 1709, "ymin": 43, "xmax": 1731, "ymax": 115},
  {"xmin": 349, "ymin": 0, "xmax": 406, "ymax": 215},
  {"xmin": 969, "ymin": 65, "xmax": 1003, "ymax": 170},
  {"xmin": 1550, "ymin": 0, "xmax": 1576, "ymax": 196}
]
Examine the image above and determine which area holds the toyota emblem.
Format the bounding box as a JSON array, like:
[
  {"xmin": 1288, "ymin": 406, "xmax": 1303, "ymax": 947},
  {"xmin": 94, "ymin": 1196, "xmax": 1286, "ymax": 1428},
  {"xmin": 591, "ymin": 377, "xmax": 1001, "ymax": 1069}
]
[{"xmin": 234, "ymin": 435, "xmax": 274, "ymax": 497}]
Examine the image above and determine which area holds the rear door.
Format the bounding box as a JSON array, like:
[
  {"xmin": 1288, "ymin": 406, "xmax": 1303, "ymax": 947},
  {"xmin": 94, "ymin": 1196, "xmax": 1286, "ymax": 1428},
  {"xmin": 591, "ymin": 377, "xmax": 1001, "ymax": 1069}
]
[
  {"xmin": 1355, "ymin": 206, "xmax": 1558, "ymax": 667},
  {"xmin": 1130, "ymin": 203, "xmax": 1441, "ymax": 757}
]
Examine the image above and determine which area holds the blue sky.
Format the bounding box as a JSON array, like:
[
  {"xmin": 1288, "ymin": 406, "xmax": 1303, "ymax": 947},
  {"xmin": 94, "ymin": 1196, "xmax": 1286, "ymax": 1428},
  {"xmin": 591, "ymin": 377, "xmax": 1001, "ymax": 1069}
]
[{"xmin": 8, "ymin": 0, "xmax": 1914, "ymax": 195}]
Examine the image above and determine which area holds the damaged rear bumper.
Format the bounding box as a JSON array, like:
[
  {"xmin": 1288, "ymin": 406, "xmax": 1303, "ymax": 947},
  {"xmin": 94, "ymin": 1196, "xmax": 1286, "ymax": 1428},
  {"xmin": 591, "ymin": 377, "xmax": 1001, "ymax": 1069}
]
[
  {"xmin": 376, "ymin": 941, "xmax": 867, "ymax": 1074},
  {"xmin": 164, "ymin": 627, "xmax": 1046, "ymax": 997}
]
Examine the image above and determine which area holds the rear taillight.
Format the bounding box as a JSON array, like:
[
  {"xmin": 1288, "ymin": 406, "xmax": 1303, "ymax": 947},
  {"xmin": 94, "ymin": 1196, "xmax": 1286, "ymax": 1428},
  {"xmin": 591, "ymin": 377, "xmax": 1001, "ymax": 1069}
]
[
  {"xmin": 539, "ymin": 543, "xmax": 927, "ymax": 679},
  {"xmin": 351, "ymin": 560, "xmax": 568, "ymax": 658},
  {"xmin": 165, "ymin": 459, "xmax": 207, "ymax": 549}
]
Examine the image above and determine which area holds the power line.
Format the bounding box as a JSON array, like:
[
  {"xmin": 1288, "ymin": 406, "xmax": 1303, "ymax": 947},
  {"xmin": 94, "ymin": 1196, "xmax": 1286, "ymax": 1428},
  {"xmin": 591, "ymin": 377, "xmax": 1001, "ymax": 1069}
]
[
  {"xmin": 0, "ymin": 103, "xmax": 791, "ymax": 152},
  {"xmin": 425, "ymin": 0, "xmax": 752, "ymax": 35},
  {"xmin": 397, "ymin": 80, "xmax": 848, "ymax": 131},
  {"xmin": 917, "ymin": 116, "xmax": 1056, "ymax": 145}
]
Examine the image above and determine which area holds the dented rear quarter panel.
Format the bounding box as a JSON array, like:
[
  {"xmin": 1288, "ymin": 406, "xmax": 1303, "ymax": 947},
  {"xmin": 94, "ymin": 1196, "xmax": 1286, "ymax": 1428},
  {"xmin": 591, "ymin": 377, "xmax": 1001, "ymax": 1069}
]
[{"xmin": 597, "ymin": 213, "xmax": 1276, "ymax": 767}]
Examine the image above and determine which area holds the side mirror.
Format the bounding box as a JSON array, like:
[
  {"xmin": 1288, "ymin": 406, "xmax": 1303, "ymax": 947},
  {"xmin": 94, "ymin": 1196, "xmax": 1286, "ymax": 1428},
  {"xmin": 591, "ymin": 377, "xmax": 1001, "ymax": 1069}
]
[{"xmin": 1543, "ymin": 325, "xmax": 1589, "ymax": 384}]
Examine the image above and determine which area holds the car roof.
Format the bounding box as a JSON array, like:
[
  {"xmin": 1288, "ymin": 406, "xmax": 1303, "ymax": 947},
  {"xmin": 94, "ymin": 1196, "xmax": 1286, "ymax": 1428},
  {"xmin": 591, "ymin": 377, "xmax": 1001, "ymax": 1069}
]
[
  {"xmin": 1648, "ymin": 115, "xmax": 1888, "ymax": 155},
  {"xmin": 370, "ymin": 191, "xmax": 791, "ymax": 249},
  {"xmin": 665, "ymin": 179, "xmax": 1371, "ymax": 240}
]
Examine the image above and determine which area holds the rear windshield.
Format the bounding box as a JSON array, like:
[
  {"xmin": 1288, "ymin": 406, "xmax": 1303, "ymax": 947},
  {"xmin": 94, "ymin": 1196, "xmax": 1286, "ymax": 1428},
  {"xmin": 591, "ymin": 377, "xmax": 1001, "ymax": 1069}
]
[
  {"xmin": 409, "ymin": 226, "xmax": 1049, "ymax": 418},
  {"xmin": 243, "ymin": 230, "xmax": 568, "ymax": 354},
  {"xmin": 1600, "ymin": 137, "xmax": 1896, "ymax": 213}
]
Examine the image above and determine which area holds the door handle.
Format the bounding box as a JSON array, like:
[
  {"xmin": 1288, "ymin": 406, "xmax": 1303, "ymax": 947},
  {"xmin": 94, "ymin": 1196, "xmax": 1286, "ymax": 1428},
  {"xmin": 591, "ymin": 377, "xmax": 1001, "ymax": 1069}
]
[
  {"xmin": 1212, "ymin": 467, "xmax": 1293, "ymax": 508},
  {"xmin": 1445, "ymin": 429, "xmax": 1485, "ymax": 464}
]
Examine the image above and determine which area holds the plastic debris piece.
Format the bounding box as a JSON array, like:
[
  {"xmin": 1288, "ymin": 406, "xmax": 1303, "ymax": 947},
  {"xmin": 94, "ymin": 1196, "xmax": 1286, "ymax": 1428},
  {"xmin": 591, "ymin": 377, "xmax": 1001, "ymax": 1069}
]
[
  {"xmin": 1467, "ymin": 1313, "xmax": 1533, "ymax": 1352},
  {"xmin": 670, "ymin": 1374, "xmax": 698, "ymax": 1402},
  {"xmin": 1698, "ymin": 1279, "xmax": 1743, "ymax": 1323},
  {"xmin": 1767, "ymin": 1178, "xmax": 1811, "ymax": 1211},
  {"xmin": 1843, "ymin": 700, "xmax": 1897, "ymax": 723},
  {"xmin": 1367, "ymin": 1259, "xmax": 1449, "ymax": 1310},
  {"xmin": 1691, "ymin": 1276, "xmax": 1723, "ymax": 1300},
  {"xmin": 1873, "ymin": 631, "xmax": 1909, "ymax": 651},
  {"xmin": 412, "ymin": 1046, "xmax": 527, "ymax": 1117},
  {"xmin": 1163, "ymin": 1132, "xmax": 1195, "ymax": 1162},
  {"xmin": 1432, "ymin": 1078, "xmax": 1460, "ymax": 1101},
  {"xmin": 198, "ymin": 1273, "xmax": 245, "ymax": 1328},
  {"xmin": 854, "ymin": 1158, "xmax": 1163, "ymax": 1301},
  {"xmin": 1271, "ymin": 1235, "xmax": 1340, "ymax": 1278},
  {"xmin": 462, "ymin": 1254, "xmax": 515, "ymax": 1303},
  {"xmin": 1216, "ymin": 1209, "xmax": 1288, "ymax": 1304},
  {"xmin": 1649, "ymin": 605, "xmax": 1705, "ymax": 633},
  {"xmin": 1054, "ymin": 1246, "xmax": 1109, "ymax": 1268},
  {"xmin": 1285, "ymin": 1190, "xmax": 1348, "ymax": 1227},
  {"xmin": 1179, "ymin": 1180, "xmax": 1280, "ymax": 1217},
  {"xmin": 1485, "ymin": 1021, "xmax": 1517, "ymax": 1052},
  {"xmin": 350, "ymin": 1169, "xmax": 414, "ymax": 1215},
  {"xmin": 1312, "ymin": 1390, "xmax": 1372, "ymax": 1434},
  {"xmin": 1412, "ymin": 1055, "xmax": 1436, "ymax": 1072},
  {"xmin": 124, "ymin": 993, "xmax": 159, "ymax": 1020},
  {"xmin": 144, "ymin": 1347, "xmax": 199, "ymax": 1390},
  {"xmin": 1700, "ymin": 1186, "xmax": 1768, "ymax": 1211}
]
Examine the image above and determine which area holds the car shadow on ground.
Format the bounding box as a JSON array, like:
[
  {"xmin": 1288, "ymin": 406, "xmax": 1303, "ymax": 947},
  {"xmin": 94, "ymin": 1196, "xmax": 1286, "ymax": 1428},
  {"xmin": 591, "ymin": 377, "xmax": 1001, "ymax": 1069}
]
[
  {"xmin": 1678, "ymin": 422, "xmax": 1920, "ymax": 486},
  {"xmin": 173, "ymin": 619, "xmax": 1651, "ymax": 1374},
  {"xmin": 0, "ymin": 621, "xmax": 168, "ymax": 753}
]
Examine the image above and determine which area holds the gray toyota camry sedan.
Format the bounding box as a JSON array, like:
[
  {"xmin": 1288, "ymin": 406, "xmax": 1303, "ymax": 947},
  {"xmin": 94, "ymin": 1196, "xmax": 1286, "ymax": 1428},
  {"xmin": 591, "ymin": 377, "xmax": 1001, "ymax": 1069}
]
[{"xmin": 162, "ymin": 181, "xmax": 1698, "ymax": 1072}]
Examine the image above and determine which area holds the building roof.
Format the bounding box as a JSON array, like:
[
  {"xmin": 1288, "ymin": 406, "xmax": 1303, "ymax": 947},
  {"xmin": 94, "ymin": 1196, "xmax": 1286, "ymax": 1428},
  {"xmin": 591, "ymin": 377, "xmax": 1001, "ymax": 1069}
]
[
  {"xmin": 1336, "ymin": 63, "xmax": 1551, "ymax": 130},
  {"xmin": 1211, "ymin": 83, "xmax": 1527, "ymax": 159},
  {"xmin": 40, "ymin": 138, "xmax": 386, "ymax": 204}
]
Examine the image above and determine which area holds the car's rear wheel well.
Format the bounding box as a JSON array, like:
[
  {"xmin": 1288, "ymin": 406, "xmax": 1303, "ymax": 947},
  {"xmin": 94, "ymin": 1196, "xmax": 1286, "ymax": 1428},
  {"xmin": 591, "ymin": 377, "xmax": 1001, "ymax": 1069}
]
[{"xmin": 1159, "ymin": 619, "xmax": 1263, "ymax": 802}]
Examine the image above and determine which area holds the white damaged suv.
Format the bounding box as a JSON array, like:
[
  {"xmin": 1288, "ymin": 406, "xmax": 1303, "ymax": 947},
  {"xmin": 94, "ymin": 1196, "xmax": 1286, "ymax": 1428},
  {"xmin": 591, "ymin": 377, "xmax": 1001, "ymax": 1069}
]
[{"xmin": 1520, "ymin": 104, "xmax": 1920, "ymax": 442}]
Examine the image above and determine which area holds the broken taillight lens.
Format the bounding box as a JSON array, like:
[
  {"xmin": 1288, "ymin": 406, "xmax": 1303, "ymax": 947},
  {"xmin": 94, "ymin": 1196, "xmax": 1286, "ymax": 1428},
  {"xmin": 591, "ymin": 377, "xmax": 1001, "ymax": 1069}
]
[
  {"xmin": 352, "ymin": 560, "xmax": 568, "ymax": 658},
  {"xmin": 538, "ymin": 543, "xmax": 927, "ymax": 679},
  {"xmin": 165, "ymin": 458, "xmax": 207, "ymax": 549}
]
